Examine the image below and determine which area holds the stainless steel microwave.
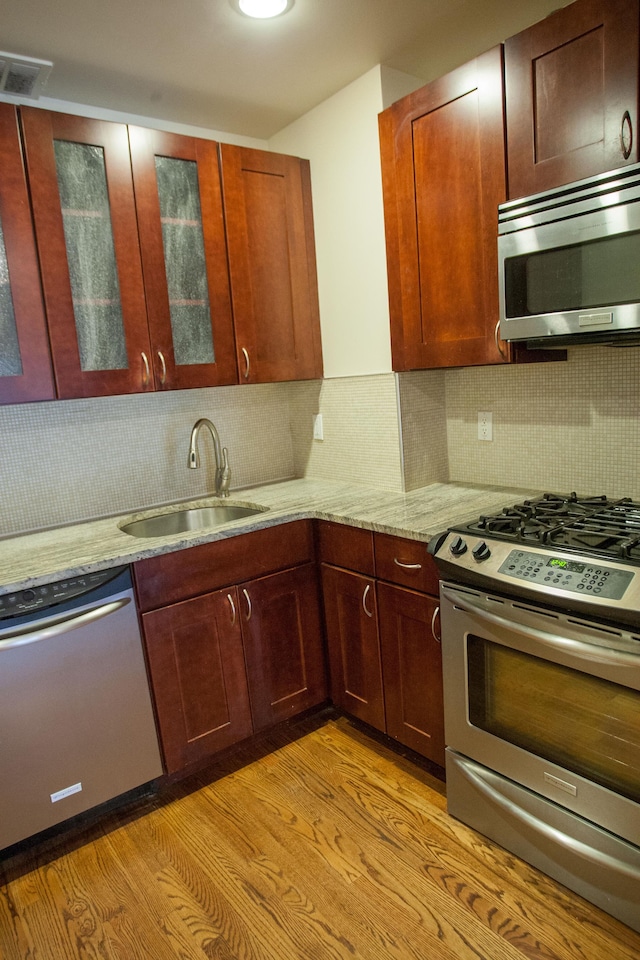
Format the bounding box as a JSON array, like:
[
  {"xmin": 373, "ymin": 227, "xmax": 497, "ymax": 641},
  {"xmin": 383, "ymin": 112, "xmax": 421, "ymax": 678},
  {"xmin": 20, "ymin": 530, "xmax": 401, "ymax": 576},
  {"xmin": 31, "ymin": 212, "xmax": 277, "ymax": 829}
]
[{"xmin": 498, "ymin": 162, "xmax": 640, "ymax": 348}]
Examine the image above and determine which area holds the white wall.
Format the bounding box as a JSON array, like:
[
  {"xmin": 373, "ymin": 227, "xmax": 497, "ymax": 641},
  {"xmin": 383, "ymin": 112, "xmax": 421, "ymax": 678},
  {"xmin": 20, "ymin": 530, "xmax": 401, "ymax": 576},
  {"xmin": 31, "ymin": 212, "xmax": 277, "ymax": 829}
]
[{"xmin": 269, "ymin": 66, "xmax": 420, "ymax": 379}]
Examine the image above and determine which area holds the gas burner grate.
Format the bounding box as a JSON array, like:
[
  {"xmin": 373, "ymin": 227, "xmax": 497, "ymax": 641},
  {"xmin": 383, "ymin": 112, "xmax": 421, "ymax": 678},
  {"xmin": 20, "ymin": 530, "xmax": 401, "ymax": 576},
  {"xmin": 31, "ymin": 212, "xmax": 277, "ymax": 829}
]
[{"xmin": 460, "ymin": 493, "xmax": 640, "ymax": 561}]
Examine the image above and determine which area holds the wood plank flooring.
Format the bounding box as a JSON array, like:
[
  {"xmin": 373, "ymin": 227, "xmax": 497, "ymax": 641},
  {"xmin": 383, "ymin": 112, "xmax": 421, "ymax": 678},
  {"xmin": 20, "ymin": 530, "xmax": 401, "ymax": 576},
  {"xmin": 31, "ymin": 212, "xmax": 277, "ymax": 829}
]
[{"xmin": 1, "ymin": 713, "xmax": 639, "ymax": 960}]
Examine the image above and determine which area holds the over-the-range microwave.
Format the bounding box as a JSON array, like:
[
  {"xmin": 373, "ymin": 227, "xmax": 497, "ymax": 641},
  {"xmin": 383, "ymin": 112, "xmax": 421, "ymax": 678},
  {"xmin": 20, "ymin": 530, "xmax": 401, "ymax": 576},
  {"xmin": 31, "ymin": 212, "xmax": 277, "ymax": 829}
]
[{"xmin": 498, "ymin": 162, "xmax": 640, "ymax": 348}]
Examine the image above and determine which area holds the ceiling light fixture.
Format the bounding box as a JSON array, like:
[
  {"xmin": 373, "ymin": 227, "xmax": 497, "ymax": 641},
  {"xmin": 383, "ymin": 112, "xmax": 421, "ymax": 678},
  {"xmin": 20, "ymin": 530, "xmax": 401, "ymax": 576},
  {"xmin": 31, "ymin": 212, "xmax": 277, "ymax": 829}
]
[{"xmin": 234, "ymin": 0, "xmax": 294, "ymax": 19}]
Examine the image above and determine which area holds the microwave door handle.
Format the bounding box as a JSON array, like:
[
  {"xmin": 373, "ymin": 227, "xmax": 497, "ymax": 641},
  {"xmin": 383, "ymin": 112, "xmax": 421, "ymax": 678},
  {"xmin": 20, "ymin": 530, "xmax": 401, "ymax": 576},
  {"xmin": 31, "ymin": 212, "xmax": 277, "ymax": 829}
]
[
  {"xmin": 456, "ymin": 757, "xmax": 640, "ymax": 882},
  {"xmin": 440, "ymin": 585, "xmax": 639, "ymax": 669}
]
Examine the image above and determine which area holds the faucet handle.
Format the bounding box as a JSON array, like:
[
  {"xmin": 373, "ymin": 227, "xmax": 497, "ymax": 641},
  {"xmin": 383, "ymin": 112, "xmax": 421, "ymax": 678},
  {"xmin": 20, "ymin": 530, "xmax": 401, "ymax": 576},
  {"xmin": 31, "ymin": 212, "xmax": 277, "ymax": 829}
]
[{"xmin": 218, "ymin": 447, "xmax": 232, "ymax": 497}]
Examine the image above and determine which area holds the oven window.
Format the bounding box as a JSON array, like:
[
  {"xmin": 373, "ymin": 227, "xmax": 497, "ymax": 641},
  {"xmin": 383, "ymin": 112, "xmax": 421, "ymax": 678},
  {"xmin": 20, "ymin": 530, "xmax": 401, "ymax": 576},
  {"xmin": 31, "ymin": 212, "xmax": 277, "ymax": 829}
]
[
  {"xmin": 504, "ymin": 231, "xmax": 640, "ymax": 317},
  {"xmin": 467, "ymin": 636, "xmax": 640, "ymax": 803}
]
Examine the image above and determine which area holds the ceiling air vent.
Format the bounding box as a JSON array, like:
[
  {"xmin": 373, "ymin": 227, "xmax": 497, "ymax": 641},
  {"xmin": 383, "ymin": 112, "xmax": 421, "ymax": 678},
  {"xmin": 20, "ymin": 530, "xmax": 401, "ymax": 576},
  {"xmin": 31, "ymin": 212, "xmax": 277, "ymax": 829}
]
[{"xmin": 0, "ymin": 52, "xmax": 53, "ymax": 101}]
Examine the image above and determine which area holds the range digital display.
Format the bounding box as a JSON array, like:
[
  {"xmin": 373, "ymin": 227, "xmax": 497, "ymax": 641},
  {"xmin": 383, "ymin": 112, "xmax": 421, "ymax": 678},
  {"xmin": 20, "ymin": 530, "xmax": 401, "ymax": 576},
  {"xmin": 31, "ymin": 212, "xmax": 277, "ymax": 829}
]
[{"xmin": 547, "ymin": 558, "xmax": 586, "ymax": 573}]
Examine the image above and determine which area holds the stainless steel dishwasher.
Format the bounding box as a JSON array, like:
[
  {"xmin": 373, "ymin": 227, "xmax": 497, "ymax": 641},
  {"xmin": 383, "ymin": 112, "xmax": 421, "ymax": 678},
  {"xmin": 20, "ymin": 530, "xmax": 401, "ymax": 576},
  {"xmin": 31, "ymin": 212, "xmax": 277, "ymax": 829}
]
[{"xmin": 0, "ymin": 565, "xmax": 163, "ymax": 850}]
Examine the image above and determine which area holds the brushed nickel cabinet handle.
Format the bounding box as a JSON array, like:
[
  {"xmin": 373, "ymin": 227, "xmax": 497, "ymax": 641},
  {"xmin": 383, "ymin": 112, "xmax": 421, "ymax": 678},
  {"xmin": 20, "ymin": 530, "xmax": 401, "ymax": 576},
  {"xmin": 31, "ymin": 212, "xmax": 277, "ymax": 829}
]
[
  {"xmin": 227, "ymin": 593, "xmax": 236, "ymax": 626},
  {"xmin": 494, "ymin": 320, "xmax": 507, "ymax": 360},
  {"xmin": 141, "ymin": 351, "xmax": 150, "ymax": 386},
  {"xmin": 621, "ymin": 110, "xmax": 633, "ymax": 160},
  {"xmin": 241, "ymin": 347, "xmax": 250, "ymax": 380},
  {"xmin": 243, "ymin": 587, "xmax": 252, "ymax": 621},
  {"xmin": 394, "ymin": 558, "xmax": 422, "ymax": 571},
  {"xmin": 157, "ymin": 350, "xmax": 167, "ymax": 385},
  {"xmin": 362, "ymin": 583, "xmax": 373, "ymax": 619},
  {"xmin": 431, "ymin": 605, "xmax": 441, "ymax": 643}
]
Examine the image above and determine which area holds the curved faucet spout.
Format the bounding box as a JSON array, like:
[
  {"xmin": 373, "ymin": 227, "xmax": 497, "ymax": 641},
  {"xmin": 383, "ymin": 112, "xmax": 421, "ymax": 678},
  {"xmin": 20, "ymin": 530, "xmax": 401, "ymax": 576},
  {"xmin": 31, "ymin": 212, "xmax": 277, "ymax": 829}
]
[{"xmin": 188, "ymin": 418, "xmax": 231, "ymax": 497}]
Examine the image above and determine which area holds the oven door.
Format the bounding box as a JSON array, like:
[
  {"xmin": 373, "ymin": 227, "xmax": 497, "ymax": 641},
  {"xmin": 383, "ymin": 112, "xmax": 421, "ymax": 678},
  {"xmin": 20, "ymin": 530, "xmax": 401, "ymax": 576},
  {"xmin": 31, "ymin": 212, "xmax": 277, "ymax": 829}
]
[{"xmin": 440, "ymin": 581, "xmax": 640, "ymax": 846}]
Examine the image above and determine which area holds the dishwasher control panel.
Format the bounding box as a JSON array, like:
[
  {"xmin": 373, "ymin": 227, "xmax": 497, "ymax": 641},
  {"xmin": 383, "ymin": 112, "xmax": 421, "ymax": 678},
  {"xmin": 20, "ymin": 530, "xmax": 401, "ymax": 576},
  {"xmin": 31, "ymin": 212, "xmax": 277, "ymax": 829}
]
[{"xmin": 0, "ymin": 566, "xmax": 127, "ymax": 620}]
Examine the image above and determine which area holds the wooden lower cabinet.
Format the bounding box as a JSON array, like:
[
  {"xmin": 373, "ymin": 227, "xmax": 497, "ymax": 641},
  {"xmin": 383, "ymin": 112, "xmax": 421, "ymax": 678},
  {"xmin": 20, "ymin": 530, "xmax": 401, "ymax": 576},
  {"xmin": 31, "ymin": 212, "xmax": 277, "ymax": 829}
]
[
  {"xmin": 319, "ymin": 522, "xmax": 445, "ymax": 767},
  {"xmin": 377, "ymin": 582, "xmax": 444, "ymax": 766},
  {"xmin": 241, "ymin": 563, "xmax": 327, "ymax": 731},
  {"xmin": 135, "ymin": 522, "xmax": 327, "ymax": 776},
  {"xmin": 320, "ymin": 564, "xmax": 385, "ymax": 730},
  {"xmin": 142, "ymin": 588, "xmax": 253, "ymax": 775}
]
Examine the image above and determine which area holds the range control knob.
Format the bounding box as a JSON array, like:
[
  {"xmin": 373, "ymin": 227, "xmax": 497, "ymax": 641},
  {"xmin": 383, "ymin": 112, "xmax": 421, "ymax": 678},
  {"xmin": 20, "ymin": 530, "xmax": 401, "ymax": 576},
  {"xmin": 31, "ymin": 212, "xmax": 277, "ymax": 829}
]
[
  {"xmin": 449, "ymin": 535, "xmax": 467, "ymax": 557},
  {"xmin": 472, "ymin": 540, "xmax": 491, "ymax": 563}
]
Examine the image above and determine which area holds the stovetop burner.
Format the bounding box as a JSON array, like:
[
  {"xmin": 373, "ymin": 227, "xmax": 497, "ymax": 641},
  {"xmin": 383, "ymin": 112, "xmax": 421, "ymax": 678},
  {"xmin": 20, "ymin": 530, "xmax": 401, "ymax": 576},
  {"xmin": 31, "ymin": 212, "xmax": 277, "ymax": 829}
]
[{"xmin": 461, "ymin": 493, "xmax": 640, "ymax": 562}]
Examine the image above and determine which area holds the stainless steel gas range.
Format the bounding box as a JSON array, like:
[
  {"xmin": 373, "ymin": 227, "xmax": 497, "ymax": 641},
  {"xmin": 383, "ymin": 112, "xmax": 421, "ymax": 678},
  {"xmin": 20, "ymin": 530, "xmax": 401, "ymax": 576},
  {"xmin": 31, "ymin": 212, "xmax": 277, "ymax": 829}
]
[{"xmin": 428, "ymin": 493, "xmax": 640, "ymax": 933}]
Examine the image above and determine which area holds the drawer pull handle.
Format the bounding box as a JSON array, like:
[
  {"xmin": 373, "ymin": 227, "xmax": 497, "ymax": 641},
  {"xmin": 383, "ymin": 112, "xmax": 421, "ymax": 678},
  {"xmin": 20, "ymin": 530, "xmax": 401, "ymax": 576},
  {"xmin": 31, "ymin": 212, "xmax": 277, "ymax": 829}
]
[
  {"xmin": 243, "ymin": 587, "xmax": 252, "ymax": 621},
  {"xmin": 494, "ymin": 320, "xmax": 507, "ymax": 360},
  {"xmin": 394, "ymin": 558, "xmax": 422, "ymax": 571},
  {"xmin": 431, "ymin": 605, "xmax": 441, "ymax": 644},
  {"xmin": 362, "ymin": 583, "xmax": 373, "ymax": 619},
  {"xmin": 227, "ymin": 593, "xmax": 236, "ymax": 626},
  {"xmin": 141, "ymin": 351, "xmax": 150, "ymax": 386},
  {"xmin": 242, "ymin": 347, "xmax": 250, "ymax": 380}
]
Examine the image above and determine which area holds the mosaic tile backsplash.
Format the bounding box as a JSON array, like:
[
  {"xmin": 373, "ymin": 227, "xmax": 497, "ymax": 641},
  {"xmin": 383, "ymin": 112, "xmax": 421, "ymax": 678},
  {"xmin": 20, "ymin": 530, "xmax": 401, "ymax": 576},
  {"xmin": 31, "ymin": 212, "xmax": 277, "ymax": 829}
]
[{"xmin": 3, "ymin": 345, "xmax": 640, "ymax": 537}]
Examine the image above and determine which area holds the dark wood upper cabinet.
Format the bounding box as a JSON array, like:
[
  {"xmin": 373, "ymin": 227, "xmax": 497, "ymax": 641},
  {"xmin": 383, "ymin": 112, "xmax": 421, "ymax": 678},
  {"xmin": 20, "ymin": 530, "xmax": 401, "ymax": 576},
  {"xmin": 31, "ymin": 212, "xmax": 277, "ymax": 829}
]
[
  {"xmin": 20, "ymin": 108, "xmax": 152, "ymax": 400},
  {"xmin": 505, "ymin": 0, "xmax": 640, "ymax": 199},
  {"xmin": 219, "ymin": 144, "xmax": 323, "ymax": 383},
  {"xmin": 0, "ymin": 104, "xmax": 54, "ymax": 404},
  {"xmin": 128, "ymin": 126, "xmax": 238, "ymax": 389},
  {"xmin": 379, "ymin": 48, "xmax": 510, "ymax": 370}
]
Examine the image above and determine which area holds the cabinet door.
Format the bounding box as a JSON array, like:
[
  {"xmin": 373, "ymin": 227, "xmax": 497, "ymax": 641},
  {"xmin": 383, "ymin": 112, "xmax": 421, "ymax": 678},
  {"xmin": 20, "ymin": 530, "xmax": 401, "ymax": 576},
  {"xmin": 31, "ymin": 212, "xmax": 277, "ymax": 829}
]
[
  {"xmin": 128, "ymin": 127, "xmax": 238, "ymax": 389},
  {"xmin": 219, "ymin": 145, "xmax": 322, "ymax": 383},
  {"xmin": 321, "ymin": 564, "xmax": 385, "ymax": 731},
  {"xmin": 379, "ymin": 48, "xmax": 508, "ymax": 370},
  {"xmin": 20, "ymin": 109, "xmax": 151, "ymax": 399},
  {"xmin": 241, "ymin": 563, "xmax": 327, "ymax": 731},
  {"xmin": 142, "ymin": 588, "xmax": 253, "ymax": 775},
  {"xmin": 0, "ymin": 104, "xmax": 54, "ymax": 404},
  {"xmin": 505, "ymin": 0, "xmax": 639, "ymax": 199},
  {"xmin": 377, "ymin": 582, "xmax": 444, "ymax": 766}
]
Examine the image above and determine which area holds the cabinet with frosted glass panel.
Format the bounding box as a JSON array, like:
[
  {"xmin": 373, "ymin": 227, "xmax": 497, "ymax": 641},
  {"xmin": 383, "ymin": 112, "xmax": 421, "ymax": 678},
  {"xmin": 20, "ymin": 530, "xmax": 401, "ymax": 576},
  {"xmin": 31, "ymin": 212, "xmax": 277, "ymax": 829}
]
[
  {"xmin": 20, "ymin": 109, "xmax": 237, "ymax": 398},
  {"xmin": 0, "ymin": 104, "xmax": 54, "ymax": 404},
  {"xmin": 18, "ymin": 109, "xmax": 322, "ymax": 400}
]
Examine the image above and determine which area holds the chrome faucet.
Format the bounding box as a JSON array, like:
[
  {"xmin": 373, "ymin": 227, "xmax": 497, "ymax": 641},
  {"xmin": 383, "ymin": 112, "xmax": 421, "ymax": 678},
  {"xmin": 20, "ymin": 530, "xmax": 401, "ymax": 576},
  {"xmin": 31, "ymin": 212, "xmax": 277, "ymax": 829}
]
[{"xmin": 188, "ymin": 418, "xmax": 231, "ymax": 497}]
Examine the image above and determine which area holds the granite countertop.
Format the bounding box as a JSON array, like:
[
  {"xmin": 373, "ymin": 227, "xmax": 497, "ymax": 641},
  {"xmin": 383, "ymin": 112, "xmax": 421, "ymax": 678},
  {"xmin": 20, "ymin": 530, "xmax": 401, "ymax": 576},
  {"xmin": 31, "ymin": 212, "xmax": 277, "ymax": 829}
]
[{"xmin": 0, "ymin": 478, "xmax": 539, "ymax": 595}]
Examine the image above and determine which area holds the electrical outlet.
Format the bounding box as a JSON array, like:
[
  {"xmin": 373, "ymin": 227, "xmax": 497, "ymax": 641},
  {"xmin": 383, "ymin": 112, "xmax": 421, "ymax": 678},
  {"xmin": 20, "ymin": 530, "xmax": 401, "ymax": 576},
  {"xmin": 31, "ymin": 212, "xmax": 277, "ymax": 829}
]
[
  {"xmin": 478, "ymin": 411, "xmax": 493, "ymax": 441},
  {"xmin": 313, "ymin": 413, "xmax": 324, "ymax": 441}
]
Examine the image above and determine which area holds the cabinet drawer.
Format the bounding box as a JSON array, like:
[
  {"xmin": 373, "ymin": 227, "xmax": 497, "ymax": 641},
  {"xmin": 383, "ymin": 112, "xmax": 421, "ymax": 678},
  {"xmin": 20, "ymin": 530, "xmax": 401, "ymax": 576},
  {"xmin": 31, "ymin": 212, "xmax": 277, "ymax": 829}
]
[
  {"xmin": 134, "ymin": 520, "xmax": 314, "ymax": 611},
  {"xmin": 315, "ymin": 521, "xmax": 375, "ymax": 576},
  {"xmin": 374, "ymin": 533, "xmax": 439, "ymax": 595}
]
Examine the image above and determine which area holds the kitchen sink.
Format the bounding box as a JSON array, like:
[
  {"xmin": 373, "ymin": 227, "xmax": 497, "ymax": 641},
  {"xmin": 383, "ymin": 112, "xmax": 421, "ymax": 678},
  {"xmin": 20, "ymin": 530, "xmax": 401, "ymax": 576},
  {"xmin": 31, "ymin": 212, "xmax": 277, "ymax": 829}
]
[{"xmin": 120, "ymin": 504, "xmax": 267, "ymax": 538}]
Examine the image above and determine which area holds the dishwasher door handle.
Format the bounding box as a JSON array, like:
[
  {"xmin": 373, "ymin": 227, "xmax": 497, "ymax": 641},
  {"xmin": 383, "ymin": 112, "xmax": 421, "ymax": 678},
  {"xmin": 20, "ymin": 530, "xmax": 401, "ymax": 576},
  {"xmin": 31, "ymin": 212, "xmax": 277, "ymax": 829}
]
[{"xmin": 0, "ymin": 597, "xmax": 131, "ymax": 650}]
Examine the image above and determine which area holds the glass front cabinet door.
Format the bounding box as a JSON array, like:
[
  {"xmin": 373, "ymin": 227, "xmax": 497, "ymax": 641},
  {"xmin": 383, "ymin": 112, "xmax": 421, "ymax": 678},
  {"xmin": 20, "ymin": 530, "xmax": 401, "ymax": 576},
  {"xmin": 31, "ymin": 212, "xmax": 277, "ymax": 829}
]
[
  {"xmin": 127, "ymin": 126, "xmax": 237, "ymax": 389},
  {"xmin": 20, "ymin": 109, "xmax": 152, "ymax": 400},
  {"xmin": 0, "ymin": 104, "xmax": 54, "ymax": 404},
  {"xmin": 20, "ymin": 110, "xmax": 238, "ymax": 399}
]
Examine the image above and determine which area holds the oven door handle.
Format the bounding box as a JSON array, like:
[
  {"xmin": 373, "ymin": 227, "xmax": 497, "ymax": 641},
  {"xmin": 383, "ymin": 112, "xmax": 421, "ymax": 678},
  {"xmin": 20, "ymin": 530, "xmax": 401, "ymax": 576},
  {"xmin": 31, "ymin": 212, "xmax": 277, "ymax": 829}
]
[
  {"xmin": 441, "ymin": 585, "xmax": 640, "ymax": 669},
  {"xmin": 456, "ymin": 756, "xmax": 640, "ymax": 882}
]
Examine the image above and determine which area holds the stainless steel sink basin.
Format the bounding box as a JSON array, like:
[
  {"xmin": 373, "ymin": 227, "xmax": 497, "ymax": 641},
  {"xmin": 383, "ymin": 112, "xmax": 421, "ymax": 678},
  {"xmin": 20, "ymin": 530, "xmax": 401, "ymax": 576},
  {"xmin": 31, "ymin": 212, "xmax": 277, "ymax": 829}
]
[{"xmin": 120, "ymin": 504, "xmax": 267, "ymax": 538}]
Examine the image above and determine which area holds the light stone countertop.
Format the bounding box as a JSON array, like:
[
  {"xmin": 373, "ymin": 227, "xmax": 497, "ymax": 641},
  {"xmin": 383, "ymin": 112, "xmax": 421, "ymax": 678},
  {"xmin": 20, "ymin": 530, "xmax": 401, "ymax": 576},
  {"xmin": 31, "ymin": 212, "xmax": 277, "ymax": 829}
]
[{"xmin": 0, "ymin": 478, "xmax": 540, "ymax": 596}]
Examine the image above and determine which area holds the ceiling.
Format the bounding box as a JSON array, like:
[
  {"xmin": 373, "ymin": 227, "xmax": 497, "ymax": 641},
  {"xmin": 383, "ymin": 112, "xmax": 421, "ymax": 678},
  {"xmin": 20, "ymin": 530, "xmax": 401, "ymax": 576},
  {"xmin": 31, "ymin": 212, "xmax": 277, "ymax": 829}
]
[{"xmin": 2, "ymin": 0, "xmax": 570, "ymax": 140}]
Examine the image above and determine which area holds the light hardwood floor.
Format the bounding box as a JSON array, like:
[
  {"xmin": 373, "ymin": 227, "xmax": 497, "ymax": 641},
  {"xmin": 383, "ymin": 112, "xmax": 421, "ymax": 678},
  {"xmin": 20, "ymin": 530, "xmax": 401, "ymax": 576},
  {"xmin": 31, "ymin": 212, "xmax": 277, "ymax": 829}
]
[{"xmin": 1, "ymin": 714, "xmax": 639, "ymax": 960}]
